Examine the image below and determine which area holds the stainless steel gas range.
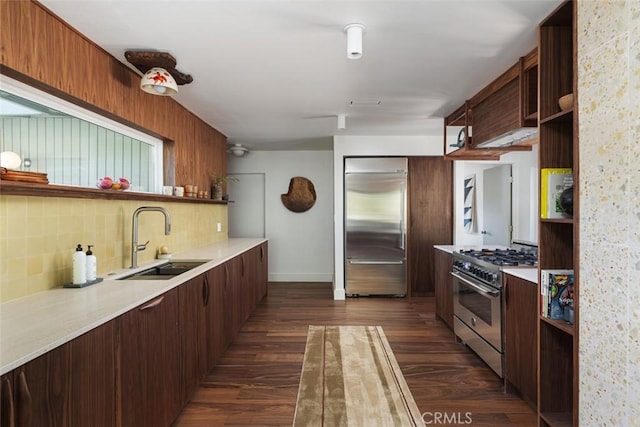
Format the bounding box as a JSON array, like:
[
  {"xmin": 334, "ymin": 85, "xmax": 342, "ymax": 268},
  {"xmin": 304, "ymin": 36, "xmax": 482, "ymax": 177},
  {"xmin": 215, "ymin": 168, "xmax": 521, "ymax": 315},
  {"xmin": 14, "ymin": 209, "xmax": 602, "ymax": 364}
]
[{"xmin": 450, "ymin": 243, "xmax": 537, "ymax": 378}]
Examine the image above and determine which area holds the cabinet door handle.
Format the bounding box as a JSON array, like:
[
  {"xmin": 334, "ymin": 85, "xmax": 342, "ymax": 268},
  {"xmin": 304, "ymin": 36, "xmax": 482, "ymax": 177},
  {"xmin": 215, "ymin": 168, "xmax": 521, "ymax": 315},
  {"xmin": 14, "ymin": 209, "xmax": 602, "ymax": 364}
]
[
  {"xmin": 504, "ymin": 282, "xmax": 509, "ymax": 304},
  {"xmin": 17, "ymin": 371, "xmax": 32, "ymax": 427},
  {"xmin": 224, "ymin": 264, "xmax": 229, "ymax": 292},
  {"xmin": 139, "ymin": 296, "xmax": 164, "ymax": 311},
  {"xmin": 241, "ymin": 256, "xmax": 245, "ymax": 277},
  {"xmin": 260, "ymin": 246, "xmax": 264, "ymax": 262},
  {"xmin": 203, "ymin": 275, "xmax": 210, "ymax": 306},
  {"xmin": 2, "ymin": 377, "xmax": 15, "ymax": 427}
]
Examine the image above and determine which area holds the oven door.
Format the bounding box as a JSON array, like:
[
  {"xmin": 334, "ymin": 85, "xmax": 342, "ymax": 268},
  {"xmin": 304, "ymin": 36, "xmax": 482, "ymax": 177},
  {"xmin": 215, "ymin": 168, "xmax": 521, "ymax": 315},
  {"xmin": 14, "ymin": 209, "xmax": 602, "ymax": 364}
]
[{"xmin": 451, "ymin": 270, "xmax": 502, "ymax": 351}]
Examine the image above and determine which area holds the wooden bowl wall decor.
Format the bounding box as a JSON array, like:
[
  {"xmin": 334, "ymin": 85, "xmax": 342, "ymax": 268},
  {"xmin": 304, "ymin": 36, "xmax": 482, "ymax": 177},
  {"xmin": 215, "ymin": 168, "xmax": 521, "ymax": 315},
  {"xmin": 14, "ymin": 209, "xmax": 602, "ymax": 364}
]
[{"xmin": 281, "ymin": 177, "xmax": 316, "ymax": 213}]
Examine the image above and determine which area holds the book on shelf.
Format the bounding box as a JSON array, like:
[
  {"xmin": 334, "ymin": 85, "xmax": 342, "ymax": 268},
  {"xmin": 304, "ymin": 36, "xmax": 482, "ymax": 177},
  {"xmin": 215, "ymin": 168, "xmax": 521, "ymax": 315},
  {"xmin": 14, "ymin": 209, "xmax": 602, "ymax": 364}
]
[
  {"xmin": 540, "ymin": 168, "xmax": 573, "ymax": 219},
  {"xmin": 540, "ymin": 269, "xmax": 574, "ymax": 320}
]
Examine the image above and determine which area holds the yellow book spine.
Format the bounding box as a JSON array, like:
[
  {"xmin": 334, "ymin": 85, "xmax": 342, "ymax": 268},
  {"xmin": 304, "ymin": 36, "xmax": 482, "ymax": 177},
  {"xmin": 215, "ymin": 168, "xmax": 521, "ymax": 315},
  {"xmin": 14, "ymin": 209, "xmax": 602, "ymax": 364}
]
[{"xmin": 540, "ymin": 168, "xmax": 572, "ymax": 219}]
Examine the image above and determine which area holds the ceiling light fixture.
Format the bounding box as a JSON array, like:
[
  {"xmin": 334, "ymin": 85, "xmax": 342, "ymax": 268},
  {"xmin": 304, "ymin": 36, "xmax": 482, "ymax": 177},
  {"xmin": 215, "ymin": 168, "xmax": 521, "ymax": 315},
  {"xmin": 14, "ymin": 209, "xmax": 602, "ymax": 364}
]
[
  {"xmin": 344, "ymin": 23, "xmax": 365, "ymax": 59},
  {"xmin": 125, "ymin": 50, "xmax": 193, "ymax": 96},
  {"xmin": 337, "ymin": 114, "xmax": 346, "ymax": 130},
  {"xmin": 140, "ymin": 67, "xmax": 178, "ymax": 96},
  {"xmin": 228, "ymin": 144, "xmax": 249, "ymax": 157}
]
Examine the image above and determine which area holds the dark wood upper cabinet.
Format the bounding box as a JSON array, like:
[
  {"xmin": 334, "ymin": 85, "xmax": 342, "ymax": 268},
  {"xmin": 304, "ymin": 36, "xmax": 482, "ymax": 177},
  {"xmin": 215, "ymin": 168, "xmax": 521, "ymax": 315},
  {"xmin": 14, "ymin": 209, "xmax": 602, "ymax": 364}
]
[
  {"xmin": 444, "ymin": 49, "xmax": 538, "ymax": 160},
  {"xmin": 470, "ymin": 49, "xmax": 538, "ymax": 148}
]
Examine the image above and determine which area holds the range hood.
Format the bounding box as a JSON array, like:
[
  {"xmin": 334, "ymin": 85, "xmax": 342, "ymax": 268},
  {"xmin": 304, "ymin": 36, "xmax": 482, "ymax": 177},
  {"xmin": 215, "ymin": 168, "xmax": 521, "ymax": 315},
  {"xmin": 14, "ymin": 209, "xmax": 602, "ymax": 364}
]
[{"xmin": 474, "ymin": 127, "xmax": 538, "ymax": 148}]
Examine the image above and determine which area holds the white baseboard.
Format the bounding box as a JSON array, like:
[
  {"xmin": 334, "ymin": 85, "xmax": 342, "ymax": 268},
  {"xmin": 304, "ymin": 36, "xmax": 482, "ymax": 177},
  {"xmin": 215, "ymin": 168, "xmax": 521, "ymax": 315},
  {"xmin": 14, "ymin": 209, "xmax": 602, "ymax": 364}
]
[{"xmin": 333, "ymin": 287, "xmax": 346, "ymax": 300}]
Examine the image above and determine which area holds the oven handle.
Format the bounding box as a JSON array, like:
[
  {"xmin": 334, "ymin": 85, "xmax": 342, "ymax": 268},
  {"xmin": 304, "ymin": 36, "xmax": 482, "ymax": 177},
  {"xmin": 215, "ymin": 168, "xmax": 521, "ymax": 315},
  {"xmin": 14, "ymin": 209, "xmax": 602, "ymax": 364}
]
[{"xmin": 450, "ymin": 271, "xmax": 500, "ymax": 297}]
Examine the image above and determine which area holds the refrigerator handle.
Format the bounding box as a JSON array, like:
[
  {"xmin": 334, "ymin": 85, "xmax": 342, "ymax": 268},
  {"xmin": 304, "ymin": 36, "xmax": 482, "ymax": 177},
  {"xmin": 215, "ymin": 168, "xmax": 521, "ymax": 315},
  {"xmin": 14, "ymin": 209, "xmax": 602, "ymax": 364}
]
[{"xmin": 400, "ymin": 182, "xmax": 406, "ymax": 251}]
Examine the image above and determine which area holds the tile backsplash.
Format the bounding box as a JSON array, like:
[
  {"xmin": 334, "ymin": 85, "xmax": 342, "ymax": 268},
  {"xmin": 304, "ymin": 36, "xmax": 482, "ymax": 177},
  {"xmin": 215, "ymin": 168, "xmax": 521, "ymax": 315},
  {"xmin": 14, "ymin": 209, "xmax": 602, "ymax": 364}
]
[{"xmin": 0, "ymin": 196, "xmax": 227, "ymax": 302}]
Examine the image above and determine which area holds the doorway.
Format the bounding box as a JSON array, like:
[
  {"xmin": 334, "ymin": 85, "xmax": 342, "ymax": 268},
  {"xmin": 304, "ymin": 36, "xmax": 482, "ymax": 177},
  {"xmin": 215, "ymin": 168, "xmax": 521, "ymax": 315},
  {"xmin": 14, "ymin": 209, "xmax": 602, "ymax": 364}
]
[
  {"xmin": 482, "ymin": 165, "xmax": 512, "ymax": 246},
  {"xmin": 227, "ymin": 173, "xmax": 265, "ymax": 238}
]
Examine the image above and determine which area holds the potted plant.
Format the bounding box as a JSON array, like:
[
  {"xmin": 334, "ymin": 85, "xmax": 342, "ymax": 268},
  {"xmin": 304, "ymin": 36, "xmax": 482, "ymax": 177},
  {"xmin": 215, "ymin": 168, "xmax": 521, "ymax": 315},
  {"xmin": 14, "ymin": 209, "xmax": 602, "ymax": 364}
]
[{"xmin": 210, "ymin": 173, "xmax": 238, "ymax": 200}]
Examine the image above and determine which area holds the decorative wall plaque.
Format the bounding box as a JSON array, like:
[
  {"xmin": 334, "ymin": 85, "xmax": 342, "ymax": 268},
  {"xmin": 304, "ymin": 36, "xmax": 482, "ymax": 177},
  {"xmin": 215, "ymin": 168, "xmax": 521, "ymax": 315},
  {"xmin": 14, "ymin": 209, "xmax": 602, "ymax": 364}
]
[{"xmin": 281, "ymin": 176, "xmax": 316, "ymax": 213}]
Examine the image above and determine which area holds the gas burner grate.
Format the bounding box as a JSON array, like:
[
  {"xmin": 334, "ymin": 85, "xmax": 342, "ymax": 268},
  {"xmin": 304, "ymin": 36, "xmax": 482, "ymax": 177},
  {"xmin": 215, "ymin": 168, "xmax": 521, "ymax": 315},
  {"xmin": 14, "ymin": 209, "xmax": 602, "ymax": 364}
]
[{"xmin": 459, "ymin": 248, "xmax": 538, "ymax": 267}]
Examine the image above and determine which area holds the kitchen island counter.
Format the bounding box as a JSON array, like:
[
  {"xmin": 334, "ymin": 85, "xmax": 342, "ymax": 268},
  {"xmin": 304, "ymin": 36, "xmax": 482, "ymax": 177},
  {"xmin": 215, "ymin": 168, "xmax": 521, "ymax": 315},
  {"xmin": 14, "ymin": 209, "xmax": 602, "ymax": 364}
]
[{"xmin": 0, "ymin": 238, "xmax": 266, "ymax": 375}]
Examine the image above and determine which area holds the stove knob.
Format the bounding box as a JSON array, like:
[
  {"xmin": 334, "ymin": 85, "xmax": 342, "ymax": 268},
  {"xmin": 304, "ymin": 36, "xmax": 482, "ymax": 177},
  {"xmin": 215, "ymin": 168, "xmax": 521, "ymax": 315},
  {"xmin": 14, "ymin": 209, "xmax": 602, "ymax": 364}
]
[{"xmin": 491, "ymin": 272, "xmax": 499, "ymax": 282}]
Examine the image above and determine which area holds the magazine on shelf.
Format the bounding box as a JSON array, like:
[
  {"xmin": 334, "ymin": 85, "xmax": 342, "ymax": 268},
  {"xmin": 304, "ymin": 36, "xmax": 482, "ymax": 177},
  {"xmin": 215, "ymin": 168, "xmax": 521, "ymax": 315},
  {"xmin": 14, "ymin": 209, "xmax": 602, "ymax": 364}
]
[
  {"xmin": 540, "ymin": 168, "xmax": 573, "ymax": 219},
  {"xmin": 540, "ymin": 269, "xmax": 574, "ymax": 320}
]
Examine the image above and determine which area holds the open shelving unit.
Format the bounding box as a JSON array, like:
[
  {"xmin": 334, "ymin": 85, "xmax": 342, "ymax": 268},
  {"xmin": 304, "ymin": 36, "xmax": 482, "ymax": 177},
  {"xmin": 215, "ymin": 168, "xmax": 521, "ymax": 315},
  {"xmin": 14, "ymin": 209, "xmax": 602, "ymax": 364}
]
[{"xmin": 536, "ymin": 1, "xmax": 578, "ymax": 426}]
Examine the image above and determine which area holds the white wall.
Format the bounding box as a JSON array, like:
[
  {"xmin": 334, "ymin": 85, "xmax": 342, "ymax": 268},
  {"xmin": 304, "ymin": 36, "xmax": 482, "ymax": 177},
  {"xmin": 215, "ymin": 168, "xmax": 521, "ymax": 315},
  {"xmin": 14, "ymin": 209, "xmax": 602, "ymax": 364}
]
[
  {"xmin": 332, "ymin": 135, "xmax": 443, "ymax": 299},
  {"xmin": 453, "ymin": 145, "xmax": 539, "ymax": 246},
  {"xmin": 228, "ymin": 150, "xmax": 334, "ymax": 282},
  {"xmin": 228, "ymin": 135, "xmax": 536, "ymax": 299}
]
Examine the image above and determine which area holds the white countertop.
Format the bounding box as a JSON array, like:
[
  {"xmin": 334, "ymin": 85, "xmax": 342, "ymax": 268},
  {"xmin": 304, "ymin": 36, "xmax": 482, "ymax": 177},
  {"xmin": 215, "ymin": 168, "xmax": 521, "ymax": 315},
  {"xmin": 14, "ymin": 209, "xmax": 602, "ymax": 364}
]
[
  {"xmin": 503, "ymin": 268, "xmax": 538, "ymax": 283},
  {"xmin": 0, "ymin": 238, "xmax": 266, "ymax": 375}
]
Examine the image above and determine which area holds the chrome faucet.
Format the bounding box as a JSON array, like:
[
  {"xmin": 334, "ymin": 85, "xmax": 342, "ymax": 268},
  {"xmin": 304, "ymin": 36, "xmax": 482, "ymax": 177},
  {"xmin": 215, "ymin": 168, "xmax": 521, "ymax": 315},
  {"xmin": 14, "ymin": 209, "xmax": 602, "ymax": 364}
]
[{"xmin": 130, "ymin": 206, "xmax": 171, "ymax": 268}]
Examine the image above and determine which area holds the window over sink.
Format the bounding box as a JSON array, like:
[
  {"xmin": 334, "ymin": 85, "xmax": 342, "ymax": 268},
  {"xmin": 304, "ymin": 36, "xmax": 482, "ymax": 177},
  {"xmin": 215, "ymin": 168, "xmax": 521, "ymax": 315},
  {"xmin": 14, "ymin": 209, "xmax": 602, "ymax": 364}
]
[{"xmin": 0, "ymin": 75, "xmax": 162, "ymax": 193}]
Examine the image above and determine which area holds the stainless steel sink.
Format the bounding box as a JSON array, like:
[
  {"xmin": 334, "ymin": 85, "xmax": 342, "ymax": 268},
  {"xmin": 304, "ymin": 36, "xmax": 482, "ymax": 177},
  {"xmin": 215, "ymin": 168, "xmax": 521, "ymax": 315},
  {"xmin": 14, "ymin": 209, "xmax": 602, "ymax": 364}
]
[{"xmin": 118, "ymin": 260, "xmax": 210, "ymax": 280}]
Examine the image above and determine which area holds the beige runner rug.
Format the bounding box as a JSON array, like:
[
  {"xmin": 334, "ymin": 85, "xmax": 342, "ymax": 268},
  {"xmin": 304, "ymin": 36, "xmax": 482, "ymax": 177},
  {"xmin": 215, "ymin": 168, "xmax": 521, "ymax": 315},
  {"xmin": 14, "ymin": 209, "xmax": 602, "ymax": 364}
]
[{"xmin": 293, "ymin": 325, "xmax": 425, "ymax": 427}]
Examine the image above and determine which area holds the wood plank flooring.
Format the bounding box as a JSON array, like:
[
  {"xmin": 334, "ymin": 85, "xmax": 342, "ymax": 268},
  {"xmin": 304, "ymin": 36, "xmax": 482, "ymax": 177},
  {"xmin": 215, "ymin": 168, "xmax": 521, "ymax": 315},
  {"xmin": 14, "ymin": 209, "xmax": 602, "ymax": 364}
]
[{"xmin": 173, "ymin": 282, "xmax": 536, "ymax": 426}]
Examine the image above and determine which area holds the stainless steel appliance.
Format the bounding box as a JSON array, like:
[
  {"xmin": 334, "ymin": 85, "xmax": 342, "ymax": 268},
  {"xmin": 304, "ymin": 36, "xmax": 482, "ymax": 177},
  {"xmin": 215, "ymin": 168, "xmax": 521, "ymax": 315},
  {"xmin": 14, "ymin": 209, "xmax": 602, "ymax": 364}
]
[
  {"xmin": 344, "ymin": 157, "xmax": 407, "ymax": 297},
  {"xmin": 451, "ymin": 243, "xmax": 537, "ymax": 377}
]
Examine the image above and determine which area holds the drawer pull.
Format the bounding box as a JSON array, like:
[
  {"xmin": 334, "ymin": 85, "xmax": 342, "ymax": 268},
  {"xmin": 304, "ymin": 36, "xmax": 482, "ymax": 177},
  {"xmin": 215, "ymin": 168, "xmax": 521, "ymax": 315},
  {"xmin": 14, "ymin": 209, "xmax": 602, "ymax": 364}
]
[
  {"xmin": 17, "ymin": 371, "xmax": 32, "ymax": 427},
  {"xmin": 139, "ymin": 296, "xmax": 165, "ymax": 311},
  {"xmin": 2, "ymin": 377, "xmax": 15, "ymax": 427}
]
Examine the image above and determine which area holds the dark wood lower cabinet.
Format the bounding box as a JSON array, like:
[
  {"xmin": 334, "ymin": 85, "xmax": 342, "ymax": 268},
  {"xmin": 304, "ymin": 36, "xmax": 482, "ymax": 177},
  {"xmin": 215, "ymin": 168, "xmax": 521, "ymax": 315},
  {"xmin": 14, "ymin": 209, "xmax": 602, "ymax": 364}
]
[
  {"xmin": 121, "ymin": 288, "xmax": 182, "ymax": 427},
  {"xmin": 206, "ymin": 265, "xmax": 227, "ymax": 370},
  {"xmin": 67, "ymin": 320, "xmax": 118, "ymax": 426},
  {"xmin": 504, "ymin": 273, "xmax": 538, "ymax": 409},
  {"xmin": 434, "ymin": 248, "xmax": 454, "ymax": 330},
  {"xmin": 179, "ymin": 276, "xmax": 208, "ymax": 406},
  {"xmin": 258, "ymin": 242, "xmax": 268, "ymax": 301},
  {"xmin": 13, "ymin": 343, "xmax": 69, "ymax": 427},
  {"xmin": 0, "ymin": 320, "xmax": 118, "ymax": 427},
  {"xmin": 1, "ymin": 244, "xmax": 269, "ymax": 427},
  {"xmin": 1, "ymin": 372, "xmax": 14, "ymax": 427}
]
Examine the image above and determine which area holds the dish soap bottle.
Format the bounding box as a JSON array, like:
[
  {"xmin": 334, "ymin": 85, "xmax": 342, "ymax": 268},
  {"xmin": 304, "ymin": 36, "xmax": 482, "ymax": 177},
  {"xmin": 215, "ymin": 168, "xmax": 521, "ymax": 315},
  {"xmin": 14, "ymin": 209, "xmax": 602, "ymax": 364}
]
[
  {"xmin": 86, "ymin": 245, "xmax": 96, "ymax": 281},
  {"xmin": 73, "ymin": 244, "xmax": 87, "ymax": 285}
]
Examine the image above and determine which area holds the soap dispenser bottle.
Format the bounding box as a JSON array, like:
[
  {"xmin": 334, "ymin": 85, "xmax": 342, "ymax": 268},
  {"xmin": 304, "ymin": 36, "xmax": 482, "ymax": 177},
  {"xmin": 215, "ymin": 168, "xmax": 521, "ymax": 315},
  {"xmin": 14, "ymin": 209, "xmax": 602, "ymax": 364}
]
[
  {"xmin": 86, "ymin": 245, "xmax": 96, "ymax": 281},
  {"xmin": 73, "ymin": 244, "xmax": 87, "ymax": 285}
]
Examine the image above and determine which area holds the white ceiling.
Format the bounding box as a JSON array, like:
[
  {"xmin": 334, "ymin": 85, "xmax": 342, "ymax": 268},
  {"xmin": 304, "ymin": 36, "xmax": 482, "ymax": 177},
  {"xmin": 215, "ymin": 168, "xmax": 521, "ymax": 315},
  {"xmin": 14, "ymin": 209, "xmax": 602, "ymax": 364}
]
[{"xmin": 40, "ymin": 0, "xmax": 561, "ymax": 151}]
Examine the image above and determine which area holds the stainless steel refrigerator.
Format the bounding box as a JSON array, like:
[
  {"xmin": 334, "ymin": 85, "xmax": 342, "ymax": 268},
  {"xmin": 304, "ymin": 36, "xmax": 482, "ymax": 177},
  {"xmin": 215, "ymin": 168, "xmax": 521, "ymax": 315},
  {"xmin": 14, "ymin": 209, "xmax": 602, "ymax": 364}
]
[{"xmin": 344, "ymin": 157, "xmax": 407, "ymax": 296}]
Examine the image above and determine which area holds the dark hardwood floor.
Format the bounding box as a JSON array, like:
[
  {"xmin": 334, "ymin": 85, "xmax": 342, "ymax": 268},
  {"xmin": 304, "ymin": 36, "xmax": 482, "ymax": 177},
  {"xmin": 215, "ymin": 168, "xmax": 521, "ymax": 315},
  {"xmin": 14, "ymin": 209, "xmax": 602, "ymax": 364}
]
[{"xmin": 174, "ymin": 282, "xmax": 536, "ymax": 426}]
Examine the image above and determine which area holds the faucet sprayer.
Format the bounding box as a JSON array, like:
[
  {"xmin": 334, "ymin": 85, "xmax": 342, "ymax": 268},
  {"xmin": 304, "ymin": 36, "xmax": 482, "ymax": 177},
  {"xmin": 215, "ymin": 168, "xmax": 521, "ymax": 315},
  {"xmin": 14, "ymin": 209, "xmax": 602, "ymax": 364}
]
[{"xmin": 130, "ymin": 206, "xmax": 171, "ymax": 268}]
